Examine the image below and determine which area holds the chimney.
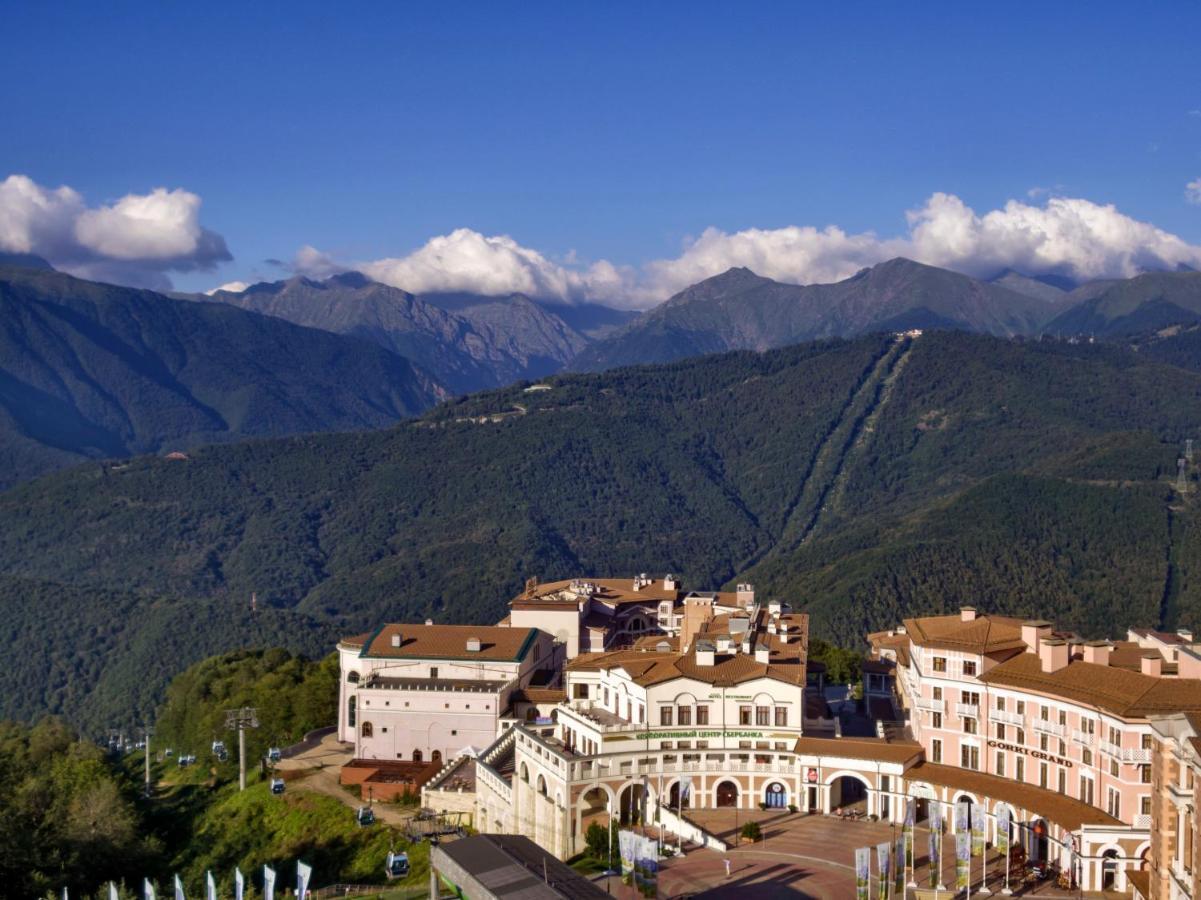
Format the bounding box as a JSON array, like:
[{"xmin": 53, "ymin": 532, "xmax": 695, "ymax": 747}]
[
  {"xmin": 695, "ymin": 641, "xmax": 715, "ymax": 666},
  {"xmin": 1022, "ymin": 620, "xmax": 1053, "ymax": 654},
  {"xmin": 754, "ymin": 644, "xmax": 770, "ymax": 664},
  {"xmin": 1082, "ymin": 640, "xmax": 1112, "ymax": 666},
  {"xmin": 736, "ymin": 583, "xmax": 755, "ymax": 608},
  {"xmin": 466, "ymin": 637, "xmax": 482, "ymax": 653},
  {"xmin": 390, "ymin": 633, "xmax": 402, "ymax": 648},
  {"xmin": 1179, "ymin": 647, "xmax": 1201, "ymax": 679},
  {"xmin": 425, "ymin": 618, "xmax": 434, "ymax": 626},
  {"xmin": 1178, "ymin": 628, "xmax": 1195, "ymax": 643},
  {"xmin": 716, "ymin": 635, "xmax": 733, "ymax": 654},
  {"xmin": 664, "ymin": 574, "xmax": 679, "ymax": 591},
  {"xmin": 960, "ymin": 607, "xmax": 977, "ymax": 622},
  {"xmin": 679, "ymin": 596, "xmax": 714, "ymax": 652},
  {"xmin": 1039, "ymin": 638, "xmax": 1069, "ymax": 673},
  {"xmin": 1141, "ymin": 653, "xmax": 1163, "ymax": 677}
]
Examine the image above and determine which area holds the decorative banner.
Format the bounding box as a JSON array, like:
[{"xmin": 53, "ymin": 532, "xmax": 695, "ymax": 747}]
[
  {"xmin": 174, "ymin": 874, "xmax": 185, "ymax": 900},
  {"xmin": 854, "ymin": 846, "xmax": 870, "ymax": 900},
  {"xmin": 263, "ymin": 866, "xmax": 276, "ymax": 900},
  {"xmin": 235, "ymin": 868, "xmax": 244, "ymax": 900},
  {"xmin": 894, "ymin": 833, "xmax": 906, "ymax": 892},
  {"xmin": 929, "ymin": 802, "xmax": 944, "ymax": 887},
  {"xmin": 996, "ymin": 807, "xmax": 1010, "ymax": 858},
  {"xmin": 971, "ymin": 804, "xmax": 986, "ymax": 858},
  {"xmin": 632, "ymin": 834, "xmax": 659, "ymax": 897},
  {"xmin": 619, "ymin": 830, "xmax": 637, "ymax": 882},
  {"xmin": 297, "ymin": 861, "xmax": 312, "ymax": 900},
  {"xmin": 955, "ymin": 799, "xmax": 970, "ymax": 837},
  {"xmin": 876, "ymin": 842, "xmax": 890, "ymax": 900},
  {"xmin": 903, "ymin": 797, "xmax": 915, "ymax": 869},
  {"xmin": 144, "ymin": 879, "xmax": 156, "ymax": 900},
  {"xmin": 206, "ymin": 871, "xmax": 217, "ymax": 900},
  {"xmin": 955, "ymin": 831, "xmax": 971, "ymax": 890},
  {"xmin": 110, "ymin": 884, "xmax": 119, "ymax": 900}
]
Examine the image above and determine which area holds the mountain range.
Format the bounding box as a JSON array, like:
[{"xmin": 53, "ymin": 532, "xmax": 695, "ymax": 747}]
[
  {"xmin": 0, "ymin": 264, "xmax": 443, "ymax": 488},
  {"xmin": 4, "ymin": 330, "xmax": 1201, "ymax": 731}
]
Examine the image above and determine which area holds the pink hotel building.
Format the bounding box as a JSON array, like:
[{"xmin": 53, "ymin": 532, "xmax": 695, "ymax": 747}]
[{"xmin": 872, "ymin": 608, "xmax": 1201, "ymax": 892}]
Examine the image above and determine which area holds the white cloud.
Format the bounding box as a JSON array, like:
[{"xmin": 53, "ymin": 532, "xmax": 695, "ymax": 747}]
[
  {"xmin": 205, "ymin": 280, "xmax": 249, "ymax": 295},
  {"xmin": 0, "ymin": 174, "xmax": 230, "ymax": 289},
  {"xmin": 1187, "ymin": 178, "xmax": 1201, "ymax": 206},
  {"xmin": 291, "ymin": 245, "xmax": 347, "ymax": 280}
]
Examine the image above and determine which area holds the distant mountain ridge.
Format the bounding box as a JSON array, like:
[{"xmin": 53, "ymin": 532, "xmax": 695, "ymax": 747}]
[
  {"xmin": 569, "ymin": 257, "xmax": 1070, "ymax": 371},
  {"xmin": 1044, "ymin": 271, "xmax": 1201, "ymax": 337},
  {"xmin": 203, "ymin": 275, "xmax": 589, "ymax": 393},
  {"xmin": 0, "ymin": 265, "xmax": 443, "ymax": 488}
]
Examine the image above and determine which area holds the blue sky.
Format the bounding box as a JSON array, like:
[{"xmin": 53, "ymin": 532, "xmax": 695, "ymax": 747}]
[{"xmin": 1, "ymin": 1, "xmax": 1199, "ymax": 302}]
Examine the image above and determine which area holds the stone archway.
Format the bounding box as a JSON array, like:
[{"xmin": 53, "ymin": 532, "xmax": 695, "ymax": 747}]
[
  {"xmin": 1101, "ymin": 848, "xmax": 1120, "ymax": 890},
  {"xmin": 619, "ymin": 782, "xmax": 647, "ymax": 825},
  {"xmin": 715, "ymin": 780, "xmax": 739, "ymax": 808},
  {"xmin": 828, "ymin": 773, "xmax": 871, "ymax": 815}
]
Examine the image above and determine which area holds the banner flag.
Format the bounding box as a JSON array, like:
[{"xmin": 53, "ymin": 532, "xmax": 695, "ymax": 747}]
[
  {"xmin": 110, "ymin": 884, "xmax": 119, "ymax": 900},
  {"xmin": 174, "ymin": 875, "xmax": 185, "ymax": 900},
  {"xmin": 971, "ymin": 804, "xmax": 986, "ymax": 858},
  {"xmin": 263, "ymin": 866, "xmax": 276, "ymax": 900},
  {"xmin": 206, "ymin": 871, "xmax": 217, "ymax": 900},
  {"xmin": 297, "ymin": 861, "xmax": 312, "ymax": 900},
  {"xmin": 929, "ymin": 802, "xmax": 943, "ymax": 887},
  {"xmin": 876, "ymin": 842, "xmax": 890, "ymax": 900},
  {"xmin": 854, "ymin": 847, "xmax": 870, "ymax": 900},
  {"xmin": 894, "ymin": 833, "xmax": 906, "ymax": 892},
  {"xmin": 955, "ymin": 799, "xmax": 970, "ymax": 836},
  {"xmin": 144, "ymin": 879, "xmax": 156, "ymax": 900},
  {"xmin": 619, "ymin": 830, "xmax": 637, "ymax": 882},
  {"xmin": 235, "ymin": 868, "xmax": 244, "ymax": 900},
  {"xmin": 956, "ymin": 831, "xmax": 971, "ymax": 889},
  {"xmin": 631, "ymin": 834, "xmax": 659, "ymax": 897},
  {"xmin": 996, "ymin": 806, "xmax": 1010, "ymax": 857}
]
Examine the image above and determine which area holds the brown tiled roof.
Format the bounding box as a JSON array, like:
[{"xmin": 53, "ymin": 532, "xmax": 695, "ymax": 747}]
[
  {"xmin": 792, "ymin": 736, "xmax": 924, "ymax": 765},
  {"xmin": 355, "ymin": 623, "xmax": 541, "ymax": 662},
  {"xmin": 1125, "ymin": 868, "xmax": 1151, "ymax": 899},
  {"xmin": 979, "ymin": 652, "xmax": 1201, "ymax": 717},
  {"xmin": 868, "ymin": 630, "xmax": 911, "ymax": 667},
  {"xmin": 862, "ymin": 659, "xmax": 894, "ymax": 675},
  {"xmin": 632, "ymin": 634, "xmax": 679, "ymax": 651},
  {"xmin": 340, "ymin": 632, "xmax": 371, "ymax": 648},
  {"xmin": 902, "ymin": 613, "xmax": 1029, "ymax": 654},
  {"xmin": 512, "ymin": 577, "xmax": 739, "ymax": 609},
  {"xmin": 906, "ymin": 762, "xmax": 1121, "ymax": 830},
  {"xmin": 510, "ymin": 687, "xmax": 567, "ymax": 705},
  {"xmin": 566, "ymin": 645, "xmax": 806, "ymax": 687},
  {"xmin": 1130, "ymin": 628, "xmax": 1192, "ymax": 646}
]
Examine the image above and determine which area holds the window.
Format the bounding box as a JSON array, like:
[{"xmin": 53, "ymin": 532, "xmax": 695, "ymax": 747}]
[
  {"xmin": 1141, "ymin": 733, "xmax": 1154, "ymax": 750},
  {"xmin": 696, "ymin": 740, "xmax": 709, "ymax": 749},
  {"xmin": 963, "ymin": 660, "xmax": 977, "ymax": 677},
  {"xmin": 1080, "ymin": 776, "xmax": 1094, "ymax": 806},
  {"xmin": 660, "ymin": 707, "xmax": 673, "ymax": 727},
  {"xmin": 572, "ymin": 684, "xmax": 589, "ymax": 699},
  {"xmin": 996, "ymin": 696, "xmax": 1006, "ymax": 712},
  {"xmin": 1058, "ymin": 710, "xmax": 1067, "ymax": 727},
  {"xmin": 677, "ymin": 741, "xmax": 691, "ymax": 750},
  {"xmin": 696, "ymin": 705, "xmax": 709, "ymax": 725},
  {"xmin": 430, "ymin": 667, "xmax": 439, "ymax": 679},
  {"xmin": 1108, "ymin": 725, "xmax": 1120, "ymax": 745},
  {"xmin": 1140, "ymin": 765, "xmax": 1151, "ymax": 784},
  {"xmin": 603, "ymin": 688, "xmax": 609, "ymax": 706},
  {"xmin": 963, "ymin": 717, "xmax": 978, "ymax": 735},
  {"xmin": 677, "ymin": 706, "xmax": 691, "ymax": 726},
  {"xmin": 1058, "ymin": 740, "xmax": 1066, "ymax": 757},
  {"xmin": 1039, "ymin": 734, "xmax": 1049, "ymax": 752},
  {"xmin": 638, "ymin": 705, "xmax": 644, "ymax": 724},
  {"xmin": 1082, "ymin": 748, "xmax": 1092, "ymax": 767},
  {"xmin": 775, "ymin": 707, "xmax": 788, "ymax": 727},
  {"xmin": 933, "ymin": 657, "xmax": 947, "ymax": 673},
  {"xmin": 996, "ymin": 723, "xmax": 1006, "ymax": 741},
  {"xmin": 660, "ymin": 741, "xmax": 673, "ymax": 750},
  {"xmin": 1016, "ymin": 700, "xmax": 1026, "ymax": 716},
  {"xmin": 740, "ymin": 705, "xmax": 752, "ymax": 725},
  {"xmin": 995, "ymin": 751, "xmax": 1006, "ymax": 777},
  {"xmin": 932, "ymin": 739, "xmax": 943, "ymax": 763},
  {"xmin": 1140, "ymin": 796, "xmax": 1151, "ymax": 816},
  {"xmin": 932, "ymin": 712, "xmax": 943, "ymax": 729},
  {"xmin": 1016, "ymin": 757, "xmax": 1025, "ymax": 782},
  {"xmin": 1110, "ymin": 759, "xmax": 1120, "ymax": 777},
  {"xmin": 1082, "ymin": 718, "xmax": 1095, "ymax": 737},
  {"xmin": 1106, "ymin": 788, "xmax": 1120, "ymax": 819},
  {"xmin": 961, "ymin": 744, "xmax": 979, "ymax": 770},
  {"xmin": 962, "ymin": 691, "xmax": 980, "ymax": 706},
  {"xmin": 1015, "ymin": 728, "xmax": 1025, "ymax": 746},
  {"xmin": 756, "ymin": 706, "xmax": 770, "ymax": 726},
  {"xmin": 933, "ymin": 686, "xmax": 943, "ymax": 701},
  {"xmin": 1039, "ymin": 762, "xmax": 1048, "ymax": 789},
  {"xmin": 1057, "ymin": 768, "xmax": 1066, "ymax": 795},
  {"xmin": 361, "ymin": 721, "xmax": 373, "ymax": 738}
]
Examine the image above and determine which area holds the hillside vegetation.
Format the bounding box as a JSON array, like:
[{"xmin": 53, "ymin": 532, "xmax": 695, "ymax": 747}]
[{"xmin": 3, "ymin": 331, "xmax": 1201, "ymax": 730}]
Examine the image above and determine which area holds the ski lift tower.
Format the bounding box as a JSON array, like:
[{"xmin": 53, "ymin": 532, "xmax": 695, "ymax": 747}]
[
  {"xmin": 1178, "ymin": 458, "xmax": 1189, "ymax": 494},
  {"xmin": 225, "ymin": 707, "xmax": 259, "ymax": 791}
]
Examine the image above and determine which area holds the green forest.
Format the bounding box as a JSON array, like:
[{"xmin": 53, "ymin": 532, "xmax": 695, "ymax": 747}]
[
  {"xmin": 0, "ymin": 650, "xmax": 427, "ymax": 899},
  {"xmin": 2, "ymin": 331, "xmax": 1201, "ymax": 731}
]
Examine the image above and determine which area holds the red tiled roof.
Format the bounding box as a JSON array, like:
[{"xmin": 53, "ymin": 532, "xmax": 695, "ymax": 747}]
[{"xmin": 354, "ymin": 623, "xmax": 541, "ymax": 662}]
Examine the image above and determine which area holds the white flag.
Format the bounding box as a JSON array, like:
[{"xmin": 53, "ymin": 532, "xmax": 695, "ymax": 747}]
[
  {"xmin": 110, "ymin": 884, "xmax": 119, "ymax": 900},
  {"xmin": 262, "ymin": 866, "xmax": 276, "ymax": 900},
  {"xmin": 297, "ymin": 861, "xmax": 312, "ymax": 900},
  {"xmin": 174, "ymin": 874, "xmax": 185, "ymax": 900},
  {"xmin": 144, "ymin": 879, "xmax": 157, "ymax": 900},
  {"xmin": 234, "ymin": 868, "xmax": 244, "ymax": 900},
  {"xmin": 206, "ymin": 871, "xmax": 217, "ymax": 900}
]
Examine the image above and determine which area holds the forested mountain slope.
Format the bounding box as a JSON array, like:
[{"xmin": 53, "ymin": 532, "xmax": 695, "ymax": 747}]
[
  {"xmin": 4, "ymin": 331, "xmax": 1201, "ymax": 729},
  {"xmin": 0, "ymin": 266, "xmax": 443, "ymax": 488}
]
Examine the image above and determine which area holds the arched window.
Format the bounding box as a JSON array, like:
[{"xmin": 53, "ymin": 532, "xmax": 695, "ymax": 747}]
[
  {"xmin": 347, "ymin": 671, "xmax": 360, "ymax": 683},
  {"xmin": 348, "ymin": 696, "xmax": 356, "ymax": 727},
  {"xmin": 413, "ymin": 749, "xmax": 423, "ymax": 762},
  {"xmin": 360, "ymin": 721, "xmax": 373, "ymax": 738}
]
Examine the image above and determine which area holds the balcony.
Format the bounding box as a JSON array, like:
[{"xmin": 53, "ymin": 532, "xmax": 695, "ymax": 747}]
[
  {"xmin": 1122, "ymin": 748, "xmax": 1152, "ymax": 764},
  {"xmin": 955, "ymin": 703, "xmax": 980, "ymax": 718},
  {"xmin": 916, "ymin": 697, "xmax": 945, "ymax": 713},
  {"xmin": 1032, "ymin": 719, "xmax": 1066, "ymax": 737},
  {"xmin": 1071, "ymin": 729, "xmax": 1094, "ymax": 746},
  {"xmin": 1099, "ymin": 740, "xmax": 1121, "ymax": 759},
  {"xmin": 1133, "ymin": 814, "xmax": 1152, "ymax": 829},
  {"xmin": 992, "ymin": 709, "xmax": 1024, "ymax": 727}
]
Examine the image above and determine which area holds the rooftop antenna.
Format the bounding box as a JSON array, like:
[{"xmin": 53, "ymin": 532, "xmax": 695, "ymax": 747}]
[
  {"xmin": 1177, "ymin": 458, "xmax": 1188, "ymax": 494},
  {"xmin": 225, "ymin": 707, "xmax": 259, "ymax": 790}
]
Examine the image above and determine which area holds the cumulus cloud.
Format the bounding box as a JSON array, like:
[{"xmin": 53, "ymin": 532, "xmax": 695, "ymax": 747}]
[
  {"xmin": 0, "ymin": 174, "xmax": 230, "ymax": 289},
  {"xmin": 205, "ymin": 280, "xmax": 249, "ymax": 295},
  {"xmin": 1187, "ymin": 178, "xmax": 1201, "ymax": 206},
  {"xmin": 291, "ymin": 245, "xmax": 347, "ymax": 280}
]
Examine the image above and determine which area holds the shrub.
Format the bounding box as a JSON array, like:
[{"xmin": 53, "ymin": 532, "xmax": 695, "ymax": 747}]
[{"xmin": 740, "ymin": 821, "xmax": 762, "ymax": 842}]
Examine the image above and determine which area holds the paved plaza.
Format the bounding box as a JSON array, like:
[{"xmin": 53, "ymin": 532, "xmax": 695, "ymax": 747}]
[{"xmin": 605, "ymin": 812, "xmax": 1127, "ymax": 899}]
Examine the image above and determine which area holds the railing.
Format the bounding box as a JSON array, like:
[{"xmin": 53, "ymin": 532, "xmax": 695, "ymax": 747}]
[
  {"xmin": 1122, "ymin": 748, "xmax": 1152, "ymax": 764},
  {"xmin": 1099, "ymin": 740, "xmax": 1121, "ymax": 759},
  {"xmin": 954, "ymin": 703, "xmax": 979, "ymax": 718},
  {"xmin": 1032, "ymin": 719, "xmax": 1066, "ymax": 737},
  {"xmin": 1133, "ymin": 814, "xmax": 1152, "ymax": 829},
  {"xmin": 916, "ymin": 697, "xmax": 944, "ymax": 713},
  {"xmin": 992, "ymin": 709, "xmax": 1024, "ymax": 727},
  {"xmin": 1071, "ymin": 729, "xmax": 1094, "ymax": 746}
]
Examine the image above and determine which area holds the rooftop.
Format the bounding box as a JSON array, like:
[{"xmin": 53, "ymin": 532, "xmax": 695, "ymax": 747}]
[
  {"xmin": 511, "ymin": 576, "xmax": 740, "ymax": 610},
  {"xmin": 350, "ymin": 623, "xmax": 541, "ymax": 662},
  {"xmin": 566, "ymin": 643, "xmax": 806, "ymax": 687},
  {"xmin": 901, "ymin": 613, "xmax": 1029, "ymax": 655},
  {"xmin": 433, "ymin": 834, "xmax": 609, "ymax": 900}
]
